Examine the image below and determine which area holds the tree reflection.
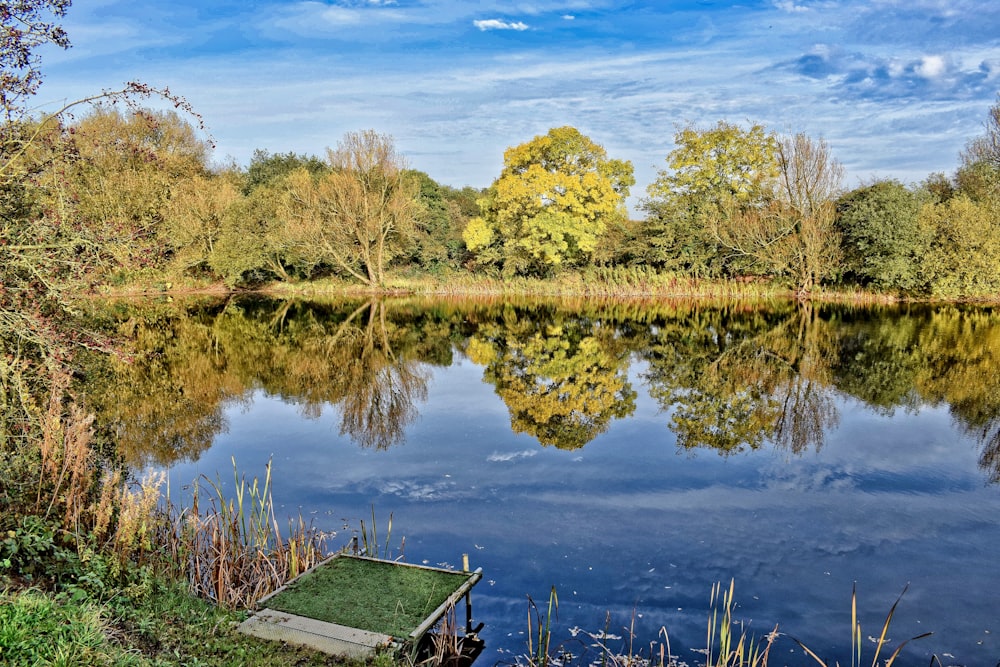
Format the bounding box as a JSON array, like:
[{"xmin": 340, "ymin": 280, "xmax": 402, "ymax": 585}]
[
  {"xmin": 466, "ymin": 305, "xmax": 636, "ymax": 449},
  {"xmin": 326, "ymin": 301, "xmax": 429, "ymax": 450},
  {"xmin": 81, "ymin": 297, "xmax": 437, "ymax": 463},
  {"xmin": 641, "ymin": 301, "xmax": 839, "ymax": 455},
  {"xmin": 204, "ymin": 298, "xmax": 432, "ymax": 451},
  {"xmin": 80, "ymin": 301, "xmax": 240, "ymax": 466},
  {"xmin": 75, "ymin": 296, "xmax": 1000, "ymax": 481},
  {"xmin": 913, "ymin": 307, "xmax": 1000, "ymax": 483}
]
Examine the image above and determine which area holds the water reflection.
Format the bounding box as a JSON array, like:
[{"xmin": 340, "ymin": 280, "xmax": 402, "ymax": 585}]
[
  {"xmin": 640, "ymin": 301, "xmax": 840, "ymax": 454},
  {"xmin": 77, "ymin": 296, "xmax": 1000, "ymax": 482},
  {"xmin": 466, "ymin": 304, "xmax": 636, "ymax": 449}
]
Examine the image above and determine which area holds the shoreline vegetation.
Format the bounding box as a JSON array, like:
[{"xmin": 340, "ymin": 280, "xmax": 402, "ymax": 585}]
[{"xmin": 87, "ymin": 273, "xmax": 910, "ymax": 304}]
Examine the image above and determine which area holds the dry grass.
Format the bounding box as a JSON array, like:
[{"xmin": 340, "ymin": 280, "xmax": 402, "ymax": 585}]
[
  {"xmin": 17, "ymin": 365, "xmax": 331, "ymax": 610},
  {"xmin": 173, "ymin": 457, "xmax": 331, "ymax": 609}
]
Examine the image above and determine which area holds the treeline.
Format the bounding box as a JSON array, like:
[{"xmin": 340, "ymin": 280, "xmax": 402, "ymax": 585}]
[{"xmin": 4, "ymin": 99, "xmax": 1000, "ymax": 302}]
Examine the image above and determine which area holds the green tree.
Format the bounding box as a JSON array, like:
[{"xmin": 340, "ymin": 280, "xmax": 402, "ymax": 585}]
[
  {"xmin": 835, "ymin": 180, "xmax": 931, "ymax": 291},
  {"xmin": 464, "ymin": 126, "xmax": 633, "ymax": 276},
  {"xmin": 918, "ymin": 195, "xmax": 1000, "ymax": 297},
  {"xmin": 402, "ymin": 169, "xmax": 475, "ymax": 270},
  {"xmin": 242, "ymin": 149, "xmax": 326, "ymax": 195},
  {"xmin": 641, "ymin": 121, "xmax": 778, "ymax": 276}
]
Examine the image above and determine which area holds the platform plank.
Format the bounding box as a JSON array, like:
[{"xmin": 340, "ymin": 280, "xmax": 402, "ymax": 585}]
[{"xmin": 238, "ymin": 608, "xmax": 393, "ymax": 657}]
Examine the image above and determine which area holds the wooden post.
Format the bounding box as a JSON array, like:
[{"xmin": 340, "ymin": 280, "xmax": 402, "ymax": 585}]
[{"xmin": 462, "ymin": 554, "xmax": 472, "ymax": 633}]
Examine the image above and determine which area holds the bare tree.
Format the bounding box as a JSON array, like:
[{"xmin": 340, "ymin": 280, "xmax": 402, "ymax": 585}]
[
  {"xmin": 1, "ymin": 0, "xmax": 71, "ymax": 121},
  {"xmin": 284, "ymin": 130, "xmax": 418, "ymax": 286},
  {"xmin": 962, "ymin": 95, "xmax": 1000, "ymax": 171}
]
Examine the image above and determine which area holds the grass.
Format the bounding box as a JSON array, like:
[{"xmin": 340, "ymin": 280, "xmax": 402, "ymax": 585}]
[
  {"xmin": 0, "ymin": 582, "xmax": 359, "ymax": 666},
  {"xmin": 518, "ymin": 581, "xmax": 935, "ymax": 667},
  {"xmin": 262, "ymin": 556, "xmax": 473, "ymax": 638},
  {"xmin": 0, "ymin": 588, "xmax": 131, "ymax": 667}
]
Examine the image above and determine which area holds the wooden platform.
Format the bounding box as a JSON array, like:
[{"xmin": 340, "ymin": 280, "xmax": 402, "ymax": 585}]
[
  {"xmin": 238, "ymin": 553, "xmax": 483, "ymax": 658},
  {"xmin": 238, "ymin": 608, "xmax": 394, "ymax": 657}
]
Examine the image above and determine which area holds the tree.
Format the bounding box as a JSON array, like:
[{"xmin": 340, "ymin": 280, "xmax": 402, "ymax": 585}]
[
  {"xmin": 961, "ymin": 94, "xmax": 1000, "ymax": 172},
  {"xmin": 242, "ymin": 149, "xmax": 326, "ymax": 195},
  {"xmin": 65, "ymin": 108, "xmax": 211, "ymax": 274},
  {"xmin": 164, "ymin": 170, "xmax": 242, "ymax": 276},
  {"xmin": 1, "ymin": 0, "xmax": 70, "ymax": 121},
  {"xmin": 401, "ymin": 169, "xmax": 472, "ymax": 270},
  {"xmin": 641, "ymin": 121, "xmax": 778, "ymax": 276},
  {"xmin": 464, "ymin": 126, "xmax": 633, "ymax": 276},
  {"xmin": 282, "ymin": 130, "xmax": 418, "ymax": 287},
  {"xmin": 956, "ymin": 95, "xmax": 1000, "ymax": 213},
  {"xmin": 918, "ymin": 195, "xmax": 1000, "ymax": 298},
  {"xmin": 835, "ymin": 180, "xmax": 931, "ymax": 291},
  {"xmin": 211, "ymin": 179, "xmax": 295, "ymax": 285},
  {"xmin": 763, "ymin": 133, "xmax": 844, "ymax": 291}
]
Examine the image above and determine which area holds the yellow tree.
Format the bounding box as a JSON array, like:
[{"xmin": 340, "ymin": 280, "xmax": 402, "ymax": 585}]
[
  {"xmin": 64, "ymin": 108, "xmax": 210, "ymax": 273},
  {"xmin": 464, "ymin": 126, "xmax": 633, "ymax": 276},
  {"xmin": 164, "ymin": 170, "xmax": 241, "ymax": 276}
]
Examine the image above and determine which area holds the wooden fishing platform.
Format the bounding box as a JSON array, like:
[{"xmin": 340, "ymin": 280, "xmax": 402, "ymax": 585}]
[{"xmin": 238, "ymin": 553, "xmax": 484, "ymax": 659}]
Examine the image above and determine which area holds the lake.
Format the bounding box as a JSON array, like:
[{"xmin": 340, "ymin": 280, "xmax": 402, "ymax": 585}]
[{"xmin": 86, "ymin": 295, "xmax": 1000, "ymax": 666}]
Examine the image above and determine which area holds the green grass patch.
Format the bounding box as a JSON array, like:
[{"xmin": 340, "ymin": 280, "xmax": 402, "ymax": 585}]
[
  {"xmin": 263, "ymin": 556, "xmax": 472, "ymax": 637},
  {"xmin": 0, "ymin": 589, "xmax": 132, "ymax": 667}
]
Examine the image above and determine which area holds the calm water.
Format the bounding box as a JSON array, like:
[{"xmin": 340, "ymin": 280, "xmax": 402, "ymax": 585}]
[{"xmin": 89, "ymin": 296, "xmax": 1000, "ymax": 666}]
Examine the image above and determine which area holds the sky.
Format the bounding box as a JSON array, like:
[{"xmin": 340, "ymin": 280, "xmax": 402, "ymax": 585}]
[{"xmin": 33, "ymin": 0, "xmax": 1000, "ymax": 212}]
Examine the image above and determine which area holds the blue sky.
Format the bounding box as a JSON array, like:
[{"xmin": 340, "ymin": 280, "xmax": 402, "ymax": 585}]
[{"xmin": 35, "ymin": 0, "xmax": 1000, "ymax": 209}]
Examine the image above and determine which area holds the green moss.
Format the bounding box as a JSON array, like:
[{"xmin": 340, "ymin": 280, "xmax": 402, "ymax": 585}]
[{"xmin": 263, "ymin": 556, "xmax": 471, "ymax": 638}]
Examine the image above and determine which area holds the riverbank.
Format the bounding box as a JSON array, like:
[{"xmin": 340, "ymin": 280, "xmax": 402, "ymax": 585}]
[{"xmin": 88, "ymin": 268, "xmax": 919, "ymax": 304}]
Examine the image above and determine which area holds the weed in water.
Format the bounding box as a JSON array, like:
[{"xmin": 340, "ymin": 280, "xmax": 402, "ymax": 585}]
[
  {"xmin": 524, "ymin": 586, "xmax": 559, "ymax": 667},
  {"xmin": 792, "ymin": 583, "xmax": 933, "ymax": 667},
  {"xmin": 705, "ymin": 579, "xmax": 776, "ymax": 667}
]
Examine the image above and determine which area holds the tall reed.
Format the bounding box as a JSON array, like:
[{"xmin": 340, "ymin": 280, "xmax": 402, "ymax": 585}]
[
  {"xmin": 524, "ymin": 586, "xmax": 559, "ymax": 667},
  {"xmin": 705, "ymin": 580, "xmax": 776, "ymax": 667},
  {"xmin": 792, "ymin": 584, "xmax": 932, "ymax": 667},
  {"xmin": 175, "ymin": 457, "xmax": 330, "ymax": 609},
  {"xmin": 357, "ymin": 504, "xmax": 402, "ymax": 560},
  {"xmin": 521, "ymin": 582, "xmax": 777, "ymax": 667}
]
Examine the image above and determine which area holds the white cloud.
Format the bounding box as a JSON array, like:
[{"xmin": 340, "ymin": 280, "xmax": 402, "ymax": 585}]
[
  {"xmin": 487, "ymin": 450, "xmax": 538, "ymax": 462},
  {"xmin": 474, "ymin": 18, "xmax": 530, "ymax": 31},
  {"xmin": 915, "ymin": 54, "xmax": 947, "ymax": 78},
  {"xmin": 773, "ymin": 0, "xmax": 809, "ymax": 12},
  {"xmin": 562, "ymin": 14, "xmax": 576, "ymax": 20}
]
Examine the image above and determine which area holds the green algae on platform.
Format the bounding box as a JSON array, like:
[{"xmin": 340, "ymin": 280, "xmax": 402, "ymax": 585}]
[{"xmin": 262, "ymin": 556, "xmax": 471, "ymax": 638}]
